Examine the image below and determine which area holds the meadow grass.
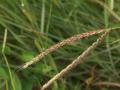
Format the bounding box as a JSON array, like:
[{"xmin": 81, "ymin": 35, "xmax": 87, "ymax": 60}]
[{"xmin": 0, "ymin": 0, "xmax": 120, "ymax": 90}]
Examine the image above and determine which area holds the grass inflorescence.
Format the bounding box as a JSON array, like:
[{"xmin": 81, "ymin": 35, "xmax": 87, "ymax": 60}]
[{"xmin": 0, "ymin": 0, "xmax": 120, "ymax": 90}]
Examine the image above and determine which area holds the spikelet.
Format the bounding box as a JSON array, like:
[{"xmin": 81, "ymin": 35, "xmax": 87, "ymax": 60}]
[
  {"xmin": 41, "ymin": 31, "xmax": 109, "ymax": 90},
  {"xmin": 21, "ymin": 29, "xmax": 105, "ymax": 69}
]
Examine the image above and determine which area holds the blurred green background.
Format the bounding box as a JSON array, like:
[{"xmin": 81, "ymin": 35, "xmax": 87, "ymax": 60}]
[{"xmin": 0, "ymin": 0, "xmax": 120, "ymax": 90}]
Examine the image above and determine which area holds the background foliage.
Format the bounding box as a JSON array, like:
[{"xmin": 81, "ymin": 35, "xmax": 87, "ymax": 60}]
[{"xmin": 0, "ymin": 0, "xmax": 120, "ymax": 90}]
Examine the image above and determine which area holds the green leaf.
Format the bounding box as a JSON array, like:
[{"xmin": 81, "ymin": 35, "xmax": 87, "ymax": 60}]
[
  {"xmin": 20, "ymin": 51, "xmax": 36, "ymax": 62},
  {"xmin": 34, "ymin": 64, "xmax": 53, "ymax": 74},
  {"xmin": 52, "ymin": 0, "xmax": 60, "ymax": 6},
  {"xmin": 22, "ymin": 80, "xmax": 33, "ymax": 90},
  {"xmin": 9, "ymin": 72, "xmax": 22, "ymax": 90},
  {"xmin": 0, "ymin": 45, "xmax": 11, "ymax": 55},
  {"xmin": 0, "ymin": 67, "xmax": 8, "ymax": 79}
]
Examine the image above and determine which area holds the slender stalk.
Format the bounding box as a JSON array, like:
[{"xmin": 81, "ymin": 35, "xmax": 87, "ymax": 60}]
[
  {"xmin": 93, "ymin": 0, "xmax": 120, "ymax": 22},
  {"xmin": 41, "ymin": 0, "xmax": 46, "ymax": 33},
  {"xmin": 94, "ymin": 81, "xmax": 120, "ymax": 88},
  {"xmin": 41, "ymin": 31, "xmax": 109, "ymax": 90},
  {"xmin": 2, "ymin": 29, "xmax": 15, "ymax": 90},
  {"xmin": 21, "ymin": 29, "xmax": 105, "ymax": 69}
]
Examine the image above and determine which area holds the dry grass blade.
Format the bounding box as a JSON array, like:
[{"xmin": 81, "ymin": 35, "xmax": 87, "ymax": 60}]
[
  {"xmin": 21, "ymin": 29, "xmax": 105, "ymax": 69},
  {"xmin": 41, "ymin": 31, "xmax": 109, "ymax": 90},
  {"xmin": 94, "ymin": 81, "xmax": 120, "ymax": 88}
]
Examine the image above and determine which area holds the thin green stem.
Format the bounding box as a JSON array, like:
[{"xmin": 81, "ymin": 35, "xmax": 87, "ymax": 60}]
[
  {"xmin": 2, "ymin": 29, "xmax": 15, "ymax": 90},
  {"xmin": 41, "ymin": 0, "xmax": 46, "ymax": 33}
]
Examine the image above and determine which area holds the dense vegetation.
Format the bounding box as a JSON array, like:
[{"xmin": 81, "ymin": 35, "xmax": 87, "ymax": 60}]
[{"xmin": 0, "ymin": 0, "xmax": 120, "ymax": 90}]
